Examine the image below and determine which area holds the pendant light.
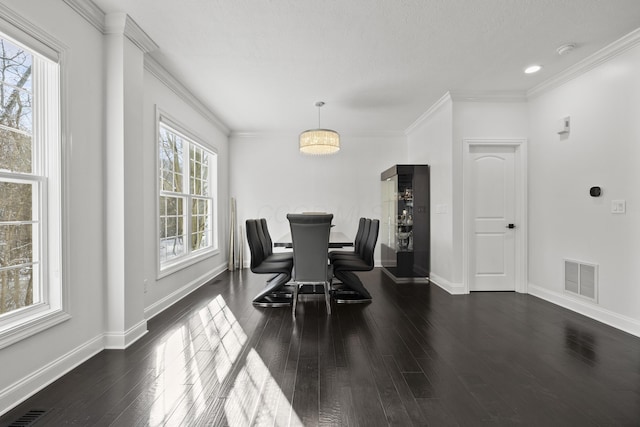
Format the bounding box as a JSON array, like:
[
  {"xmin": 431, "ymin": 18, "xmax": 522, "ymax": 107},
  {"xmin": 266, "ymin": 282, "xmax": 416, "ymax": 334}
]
[{"xmin": 299, "ymin": 101, "xmax": 340, "ymax": 155}]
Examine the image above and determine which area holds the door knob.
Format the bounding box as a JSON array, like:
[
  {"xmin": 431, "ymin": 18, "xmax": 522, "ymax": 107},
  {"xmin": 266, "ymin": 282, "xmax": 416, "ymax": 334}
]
[{"xmin": 506, "ymin": 223, "xmax": 516, "ymax": 229}]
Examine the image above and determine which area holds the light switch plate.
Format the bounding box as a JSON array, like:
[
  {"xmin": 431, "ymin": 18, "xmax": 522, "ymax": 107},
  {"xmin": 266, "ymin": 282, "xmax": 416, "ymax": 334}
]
[{"xmin": 611, "ymin": 200, "xmax": 626, "ymax": 214}]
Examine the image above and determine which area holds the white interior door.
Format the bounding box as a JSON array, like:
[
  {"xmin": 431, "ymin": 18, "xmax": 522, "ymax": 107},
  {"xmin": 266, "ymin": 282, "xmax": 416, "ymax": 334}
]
[{"xmin": 469, "ymin": 145, "xmax": 516, "ymax": 291}]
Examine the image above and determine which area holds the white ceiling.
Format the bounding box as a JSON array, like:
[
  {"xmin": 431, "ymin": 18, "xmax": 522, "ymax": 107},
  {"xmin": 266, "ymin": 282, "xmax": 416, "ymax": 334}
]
[{"xmin": 92, "ymin": 0, "xmax": 640, "ymax": 135}]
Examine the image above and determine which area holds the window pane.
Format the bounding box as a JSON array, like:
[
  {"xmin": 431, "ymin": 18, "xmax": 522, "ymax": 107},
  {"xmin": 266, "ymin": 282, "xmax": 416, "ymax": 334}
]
[
  {"xmin": 159, "ymin": 126, "xmax": 183, "ymax": 192},
  {"xmin": 0, "ymin": 39, "xmax": 33, "ymax": 89},
  {"xmin": 0, "ymin": 82, "xmax": 32, "ymax": 131},
  {"xmin": 190, "ymin": 146, "xmax": 210, "ymax": 197},
  {"xmin": 0, "ymin": 127, "xmax": 32, "ymax": 173},
  {"xmin": 0, "ymin": 181, "xmax": 32, "ymax": 221},
  {"xmin": 0, "ymin": 39, "xmax": 33, "ymax": 176},
  {"xmin": 0, "ymin": 224, "xmax": 33, "ymax": 268},
  {"xmin": 0, "ymin": 265, "xmax": 35, "ymax": 315},
  {"xmin": 159, "ymin": 196, "xmax": 185, "ymax": 263},
  {"xmin": 191, "ymin": 198, "xmax": 210, "ymax": 251}
]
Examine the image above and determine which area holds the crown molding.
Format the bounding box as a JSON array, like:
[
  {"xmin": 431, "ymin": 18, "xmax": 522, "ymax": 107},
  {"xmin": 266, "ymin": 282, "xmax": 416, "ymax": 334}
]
[
  {"xmin": 64, "ymin": 1, "xmax": 157, "ymax": 53},
  {"xmin": 449, "ymin": 90, "xmax": 527, "ymax": 102},
  {"xmin": 65, "ymin": 1, "xmax": 224, "ymax": 134},
  {"xmin": 62, "ymin": 0, "xmax": 105, "ymax": 32},
  {"xmin": 528, "ymin": 27, "xmax": 640, "ymax": 98},
  {"xmin": 404, "ymin": 91, "xmax": 452, "ymax": 135},
  {"xmin": 104, "ymin": 13, "xmax": 158, "ymax": 53},
  {"xmin": 144, "ymin": 56, "xmax": 230, "ymax": 136},
  {"xmin": 123, "ymin": 15, "xmax": 158, "ymax": 53}
]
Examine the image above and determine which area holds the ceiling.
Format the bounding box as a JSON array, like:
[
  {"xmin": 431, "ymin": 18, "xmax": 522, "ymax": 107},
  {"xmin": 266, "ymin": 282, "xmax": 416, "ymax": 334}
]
[{"xmin": 91, "ymin": 0, "xmax": 640, "ymax": 135}]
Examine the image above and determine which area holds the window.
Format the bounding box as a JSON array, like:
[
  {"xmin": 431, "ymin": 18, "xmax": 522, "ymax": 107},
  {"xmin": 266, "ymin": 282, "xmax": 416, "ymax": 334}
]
[
  {"xmin": 158, "ymin": 116, "xmax": 217, "ymax": 273},
  {"xmin": 0, "ymin": 29, "xmax": 66, "ymax": 348}
]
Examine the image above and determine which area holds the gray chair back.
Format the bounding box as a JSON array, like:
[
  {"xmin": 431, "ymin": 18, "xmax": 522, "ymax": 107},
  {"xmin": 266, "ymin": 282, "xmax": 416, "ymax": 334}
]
[{"xmin": 287, "ymin": 213, "xmax": 333, "ymax": 283}]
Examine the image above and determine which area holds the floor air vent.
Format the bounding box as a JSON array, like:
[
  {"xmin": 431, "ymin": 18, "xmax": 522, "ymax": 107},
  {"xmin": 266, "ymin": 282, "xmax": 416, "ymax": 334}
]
[
  {"xmin": 8, "ymin": 409, "xmax": 48, "ymax": 426},
  {"xmin": 564, "ymin": 259, "xmax": 598, "ymax": 302}
]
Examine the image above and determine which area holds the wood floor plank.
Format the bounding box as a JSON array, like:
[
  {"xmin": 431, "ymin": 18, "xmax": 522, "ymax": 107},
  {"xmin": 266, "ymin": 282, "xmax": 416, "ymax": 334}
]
[{"xmin": 2, "ymin": 269, "xmax": 640, "ymax": 426}]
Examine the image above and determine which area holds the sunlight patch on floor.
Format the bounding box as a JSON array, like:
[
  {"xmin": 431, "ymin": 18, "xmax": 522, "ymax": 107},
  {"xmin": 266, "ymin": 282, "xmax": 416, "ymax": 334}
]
[{"xmin": 147, "ymin": 294, "xmax": 302, "ymax": 425}]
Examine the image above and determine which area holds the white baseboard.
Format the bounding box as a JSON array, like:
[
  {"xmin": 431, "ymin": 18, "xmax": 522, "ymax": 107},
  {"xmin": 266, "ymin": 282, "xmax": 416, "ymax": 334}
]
[
  {"xmin": 429, "ymin": 273, "xmax": 467, "ymax": 295},
  {"xmin": 0, "ymin": 334, "xmax": 104, "ymax": 416},
  {"xmin": 144, "ymin": 263, "xmax": 228, "ymax": 320},
  {"xmin": 103, "ymin": 319, "xmax": 148, "ymax": 350},
  {"xmin": 528, "ymin": 283, "xmax": 640, "ymax": 338}
]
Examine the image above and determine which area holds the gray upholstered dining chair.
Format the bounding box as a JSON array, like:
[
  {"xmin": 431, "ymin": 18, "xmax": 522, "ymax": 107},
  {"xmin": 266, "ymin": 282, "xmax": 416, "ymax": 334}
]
[{"xmin": 287, "ymin": 213, "xmax": 333, "ymax": 316}]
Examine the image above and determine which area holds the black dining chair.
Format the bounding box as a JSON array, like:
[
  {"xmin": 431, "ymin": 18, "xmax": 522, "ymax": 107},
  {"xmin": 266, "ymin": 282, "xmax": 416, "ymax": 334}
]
[
  {"xmin": 246, "ymin": 219, "xmax": 293, "ymax": 307},
  {"xmin": 331, "ymin": 218, "xmax": 379, "ymax": 303},
  {"xmin": 257, "ymin": 218, "xmax": 294, "ymax": 263},
  {"xmin": 287, "ymin": 213, "xmax": 333, "ymax": 316},
  {"xmin": 329, "ymin": 217, "xmax": 369, "ymax": 263}
]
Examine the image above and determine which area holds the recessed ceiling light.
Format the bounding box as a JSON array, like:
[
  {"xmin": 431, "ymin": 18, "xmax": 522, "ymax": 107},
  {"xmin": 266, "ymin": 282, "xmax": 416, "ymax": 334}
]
[{"xmin": 524, "ymin": 65, "xmax": 542, "ymax": 74}]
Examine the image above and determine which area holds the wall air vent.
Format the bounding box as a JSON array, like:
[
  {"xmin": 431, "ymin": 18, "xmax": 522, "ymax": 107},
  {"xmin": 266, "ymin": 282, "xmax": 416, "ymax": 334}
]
[{"xmin": 564, "ymin": 259, "xmax": 598, "ymax": 302}]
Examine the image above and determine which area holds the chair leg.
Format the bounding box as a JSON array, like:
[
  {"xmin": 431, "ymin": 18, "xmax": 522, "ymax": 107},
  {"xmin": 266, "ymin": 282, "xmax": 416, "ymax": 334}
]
[{"xmin": 323, "ymin": 281, "xmax": 331, "ymax": 315}]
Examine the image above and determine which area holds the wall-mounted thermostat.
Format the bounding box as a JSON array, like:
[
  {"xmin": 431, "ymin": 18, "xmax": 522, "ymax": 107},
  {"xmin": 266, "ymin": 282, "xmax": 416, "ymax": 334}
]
[
  {"xmin": 590, "ymin": 186, "xmax": 601, "ymax": 197},
  {"xmin": 557, "ymin": 116, "xmax": 570, "ymax": 135}
]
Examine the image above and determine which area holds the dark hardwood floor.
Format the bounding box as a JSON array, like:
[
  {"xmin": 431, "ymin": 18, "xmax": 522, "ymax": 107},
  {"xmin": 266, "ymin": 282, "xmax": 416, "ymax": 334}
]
[{"xmin": 2, "ymin": 268, "xmax": 640, "ymax": 426}]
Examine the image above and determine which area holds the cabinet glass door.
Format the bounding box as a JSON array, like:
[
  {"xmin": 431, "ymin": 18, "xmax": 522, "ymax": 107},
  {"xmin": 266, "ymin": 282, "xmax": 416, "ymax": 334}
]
[{"xmin": 381, "ymin": 175, "xmax": 397, "ymax": 250}]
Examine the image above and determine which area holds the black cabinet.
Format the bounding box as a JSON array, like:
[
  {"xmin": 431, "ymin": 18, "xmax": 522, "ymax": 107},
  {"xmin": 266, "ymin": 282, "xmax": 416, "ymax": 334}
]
[{"xmin": 381, "ymin": 165, "xmax": 430, "ymax": 282}]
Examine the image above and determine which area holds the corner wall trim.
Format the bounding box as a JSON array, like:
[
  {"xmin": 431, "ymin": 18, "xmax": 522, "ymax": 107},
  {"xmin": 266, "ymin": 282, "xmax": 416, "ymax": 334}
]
[
  {"xmin": 404, "ymin": 92, "xmax": 452, "ymax": 135},
  {"xmin": 528, "ymin": 283, "xmax": 640, "ymax": 338},
  {"xmin": 429, "ymin": 273, "xmax": 467, "ymax": 295},
  {"xmin": 0, "ymin": 334, "xmax": 104, "ymax": 416},
  {"xmin": 103, "ymin": 320, "xmax": 148, "ymax": 350},
  {"xmin": 144, "ymin": 264, "xmax": 228, "ymax": 321}
]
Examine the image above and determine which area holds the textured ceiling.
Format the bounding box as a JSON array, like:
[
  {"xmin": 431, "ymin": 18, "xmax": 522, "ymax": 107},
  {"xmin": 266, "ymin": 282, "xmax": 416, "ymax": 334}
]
[{"xmin": 92, "ymin": 0, "xmax": 640, "ymax": 135}]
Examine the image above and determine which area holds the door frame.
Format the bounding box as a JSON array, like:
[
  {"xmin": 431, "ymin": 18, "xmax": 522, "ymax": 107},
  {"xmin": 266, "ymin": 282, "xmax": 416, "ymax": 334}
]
[{"xmin": 462, "ymin": 138, "xmax": 528, "ymax": 294}]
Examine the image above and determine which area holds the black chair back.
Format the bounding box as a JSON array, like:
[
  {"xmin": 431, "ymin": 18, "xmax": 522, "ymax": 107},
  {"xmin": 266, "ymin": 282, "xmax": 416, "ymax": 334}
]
[
  {"xmin": 361, "ymin": 219, "xmax": 379, "ymax": 269},
  {"xmin": 246, "ymin": 219, "xmax": 265, "ymax": 270},
  {"xmin": 257, "ymin": 218, "xmax": 277, "ymax": 258},
  {"xmin": 353, "ymin": 217, "xmax": 367, "ymax": 254}
]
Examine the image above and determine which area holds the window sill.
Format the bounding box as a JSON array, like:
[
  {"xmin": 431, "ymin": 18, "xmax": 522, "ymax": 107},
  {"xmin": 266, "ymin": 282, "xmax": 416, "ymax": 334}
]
[{"xmin": 158, "ymin": 248, "xmax": 220, "ymax": 279}]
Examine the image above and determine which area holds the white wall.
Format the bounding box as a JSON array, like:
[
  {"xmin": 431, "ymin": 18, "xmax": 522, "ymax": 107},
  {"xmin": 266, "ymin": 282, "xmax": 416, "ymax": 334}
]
[
  {"xmin": 230, "ymin": 133, "xmax": 407, "ymax": 263},
  {"xmin": 142, "ymin": 71, "xmax": 230, "ymax": 315},
  {"xmin": 527, "ymin": 43, "xmax": 640, "ymax": 332},
  {"xmin": 0, "ymin": 0, "xmax": 106, "ymax": 412},
  {"xmin": 407, "ymin": 99, "xmax": 454, "ymax": 287},
  {"xmin": 0, "ymin": 1, "xmax": 231, "ymax": 415}
]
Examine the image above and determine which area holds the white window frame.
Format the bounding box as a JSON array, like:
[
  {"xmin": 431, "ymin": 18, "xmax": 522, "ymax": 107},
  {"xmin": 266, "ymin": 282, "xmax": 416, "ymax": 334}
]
[
  {"xmin": 157, "ymin": 109, "xmax": 218, "ymax": 278},
  {"xmin": 0, "ymin": 11, "xmax": 69, "ymax": 349}
]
